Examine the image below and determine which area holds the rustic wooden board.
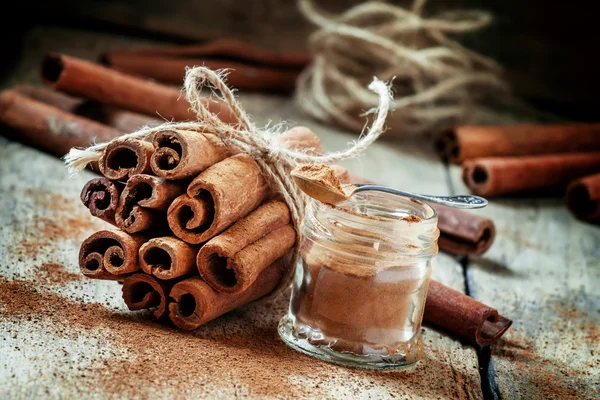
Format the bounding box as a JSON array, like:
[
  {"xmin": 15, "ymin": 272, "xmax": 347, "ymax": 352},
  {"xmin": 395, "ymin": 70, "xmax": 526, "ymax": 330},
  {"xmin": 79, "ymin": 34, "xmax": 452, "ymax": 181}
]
[
  {"xmin": 0, "ymin": 25, "xmax": 482, "ymax": 399},
  {"xmin": 449, "ymin": 166, "xmax": 600, "ymax": 399}
]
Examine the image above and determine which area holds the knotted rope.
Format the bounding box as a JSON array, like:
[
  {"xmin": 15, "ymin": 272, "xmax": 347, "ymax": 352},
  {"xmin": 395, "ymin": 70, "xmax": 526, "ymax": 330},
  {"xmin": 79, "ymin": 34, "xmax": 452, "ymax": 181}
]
[
  {"xmin": 296, "ymin": 0, "xmax": 510, "ymax": 135},
  {"xmin": 65, "ymin": 66, "xmax": 393, "ymax": 292}
]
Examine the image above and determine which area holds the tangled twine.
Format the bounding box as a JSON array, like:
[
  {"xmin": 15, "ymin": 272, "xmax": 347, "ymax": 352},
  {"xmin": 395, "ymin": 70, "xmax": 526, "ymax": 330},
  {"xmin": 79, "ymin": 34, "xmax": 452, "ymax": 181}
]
[
  {"xmin": 296, "ymin": 0, "xmax": 510, "ymax": 135},
  {"xmin": 65, "ymin": 66, "xmax": 393, "ymax": 292}
]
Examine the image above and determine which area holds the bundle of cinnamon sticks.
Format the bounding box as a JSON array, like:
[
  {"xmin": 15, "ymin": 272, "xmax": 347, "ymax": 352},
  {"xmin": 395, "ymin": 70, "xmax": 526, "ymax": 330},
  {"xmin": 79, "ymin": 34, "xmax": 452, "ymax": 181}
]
[
  {"xmin": 78, "ymin": 128, "xmax": 313, "ymax": 330},
  {"xmin": 0, "ymin": 53, "xmax": 511, "ymax": 345},
  {"xmin": 436, "ymin": 124, "xmax": 600, "ymax": 224}
]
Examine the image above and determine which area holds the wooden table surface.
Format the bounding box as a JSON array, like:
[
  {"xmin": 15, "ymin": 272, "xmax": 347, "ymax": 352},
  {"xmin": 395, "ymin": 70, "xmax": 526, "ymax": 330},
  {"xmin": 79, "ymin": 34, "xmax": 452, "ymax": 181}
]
[{"xmin": 0, "ymin": 26, "xmax": 598, "ymax": 400}]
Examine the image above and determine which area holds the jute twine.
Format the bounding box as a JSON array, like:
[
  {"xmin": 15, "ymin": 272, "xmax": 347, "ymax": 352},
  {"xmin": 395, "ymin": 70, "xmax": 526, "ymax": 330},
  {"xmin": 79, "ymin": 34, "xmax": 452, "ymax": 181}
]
[
  {"xmin": 296, "ymin": 0, "xmax": 510, "ymax": 135},
  {"xmin": 65, "ymin": 67, "xmax": 393, "ymax": 294}
]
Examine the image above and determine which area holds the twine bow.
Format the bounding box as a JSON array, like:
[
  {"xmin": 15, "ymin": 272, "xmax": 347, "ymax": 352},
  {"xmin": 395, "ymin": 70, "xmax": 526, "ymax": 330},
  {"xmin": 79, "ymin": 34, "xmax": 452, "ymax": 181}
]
[{"xmin": 65, "ymin": 67, "xmax": 393, "ymax": 290}]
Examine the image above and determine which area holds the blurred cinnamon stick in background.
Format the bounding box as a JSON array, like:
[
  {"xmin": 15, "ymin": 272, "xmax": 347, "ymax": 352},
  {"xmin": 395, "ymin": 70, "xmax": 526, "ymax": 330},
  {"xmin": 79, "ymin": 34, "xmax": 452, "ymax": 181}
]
[
  {"xmin": 0, "ymin": 89, "xmax": 121, "ymax": 156},
  {"xmin": 103, "ymin": 39, "xmax": 311, "ymax": 92},
  {"xmin": 15, "ymin": 85, "xmax": 159, "ymax": 133},
  {"xmin": 566, "ymin": 173, "xmax": 600, "ymax": 223},
  {"xmin": 40, "ymin": 53, "xmax": 235, "ymax": 123},
  {"xmin": 436, "ymin": 124, "xmax": 600, "ymax": 164},
  {"xmin": 462, "ymin": 152, "xmax": 600, "ymax": 197}
]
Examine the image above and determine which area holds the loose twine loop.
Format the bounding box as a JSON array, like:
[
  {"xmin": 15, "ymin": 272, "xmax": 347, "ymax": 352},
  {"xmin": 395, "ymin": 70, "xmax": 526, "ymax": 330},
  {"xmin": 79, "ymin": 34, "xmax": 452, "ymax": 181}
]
[
  {"xmin": 296, "ymin": 0, "xmax": 509, "ymax": 134},
  {"xmin": 65, "ymin": 66, "xmax": 393, "ymax": 293}
]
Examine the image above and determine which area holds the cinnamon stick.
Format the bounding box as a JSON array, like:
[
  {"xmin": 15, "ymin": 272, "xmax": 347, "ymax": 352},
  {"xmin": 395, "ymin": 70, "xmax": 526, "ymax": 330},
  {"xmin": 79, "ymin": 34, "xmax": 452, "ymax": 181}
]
[
  {"xmin": 197, "ymin": 200, "xmax": 295, "ymax": 293},
  {"xmin": 115, "ymin": 174, "xmax": 185, "ymax": 233},
  {"xmin": 566, "ymin": 173, "xmax": 600, "ymax": 223},
  {"xmin": 79, "ymin": 230, "xmax": 147, "ymax": 278},
  {"xmin": 40, "ymin": 53, "xmax": 235, "ymax": 123},
  {"xmin": 122, "ymin": 273, "xmax": 172, "ymax": 319},
  {"xmin": 424, "ymin": 280, "xmax": 512, "ymax": 346},
  {"xmin": 103, "ymin": 39, "xmax": 311, "ymax": 69},
  {"xmin": 277, "ymin": 126, "xmax": 323, "ymax": 155},
  {"xmin": 435, "ymin": 204, "xmax": 495, "ymax": 255},
  {"xmin": 15, "ymin": 84, "xmax": 159, "ymax": 133},
  {"xmin": 0, "ymin": 90, "xmax": 121, "ymax": 156},
  {"xmin": 436, "ymin": 123, "xmax": 600, "ymax": 164},
  {"xmin": 168, "ymin": 262, "xmax": 284, "ymax": 330},
  {"xmin": 462, "ymin": 153, "xmax": 600, "ymax": 197},
  {"xmin": 150, "ymin": 129, "xmax": 230, "ymax": 180},
  {"xmin": 139, "ymin": 237, "xmax": 198, "ymax": 280},
  {"xmin": 167, "ymin": 154, "xmax": 269, "ymax": 244},
  {"xmin": 80, "ymin": 177, "xmax": 123, "ymax": 225},
  {"xmin": 105, "ymin": 55, "xmax": 301, "ymax": 92},
  {"xmin": 98, "ymin": 138, "xmax": 154, "ymax": 180}
]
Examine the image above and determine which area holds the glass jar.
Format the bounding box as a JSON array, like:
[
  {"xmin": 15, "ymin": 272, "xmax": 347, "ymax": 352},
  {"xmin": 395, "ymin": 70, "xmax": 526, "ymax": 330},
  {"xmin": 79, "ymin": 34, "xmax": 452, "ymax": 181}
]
[{"xmin": 279, "ymin": 191, "xmax": 439, "ymax": 369}]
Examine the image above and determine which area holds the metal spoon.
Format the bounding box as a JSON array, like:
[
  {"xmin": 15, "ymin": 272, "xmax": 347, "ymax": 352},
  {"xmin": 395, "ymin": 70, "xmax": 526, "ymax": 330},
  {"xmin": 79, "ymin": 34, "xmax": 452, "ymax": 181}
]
[{"xmin": 291, "ymin": 172, "xmax": 487, "ymax": 209}]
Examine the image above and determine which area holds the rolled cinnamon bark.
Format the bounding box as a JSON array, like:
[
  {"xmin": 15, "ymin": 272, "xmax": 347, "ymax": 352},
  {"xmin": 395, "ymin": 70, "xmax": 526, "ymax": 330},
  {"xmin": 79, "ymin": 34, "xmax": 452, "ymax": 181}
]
[
  {"xmin": 105, "ymin": 55, "xmax": 301, "ymax": 92},
  {"xmin": 462, "ymin": 153, "xmax": 600, "ymax": 197},
  {"xmin": 424, "ymin": 280, "xmax": 512, "ymax": 346},
  {"xmin": 0, "ymin": 90, "xmax": 121, "ymax": 156},
  {"xmin": 40, "ymin": 53, "xmax": 234, "ymax": 123},
  {"xmin": 436, "ymin": 123, "xmax": 600, "ymax": 164},
  {"xmin": 277, "ymin": 126, "xmax": 323, "ymax": 155},
  {"xmin": 14, "ymin": 84, "xmax": 159, "ymax": 133},
  {"xmin": 150, "ymin": 129, "xmax": 230, "ymax": 180},
  {"xmin": 197, "ymin": 200, "xmax": 295, "ymax": 293},
  {"xmin": 140, "ymin": 237, "xmax": 198, "ymax": 280},
  {"xmin": 103, "ymin": 39, "xmax": 311, "ymax": 69},
  {"xmin": 122, "ymin": 273, "xmax": 172, "ymax": 319},
  {"xmin": 80, "ymin": 177, "xmax": 123, "ymax": 225},
  {"xmin": 566, "ymin": 173, "xmax": 600, "ymax": 223},
  {"xmin": 167, "ymin": 154, "xmax": 269, "ymax": 244},
  {"xmin": 98, "ymin": 138, "xmax": 154, "ymax": 180},
  {"xmin": 435, "ymin": 204, "xmax": 495, "ymax": 255},
  {"xmin": 168, "ymin": 261, "xmax": 284, "ymax": 330},
  {"xmin": 115, "ymin": 174, "xmax": 185, "ymax": 233},
  {"xmin": 79, "ymin": 230, "xmax": 147, "ymax": 278}
]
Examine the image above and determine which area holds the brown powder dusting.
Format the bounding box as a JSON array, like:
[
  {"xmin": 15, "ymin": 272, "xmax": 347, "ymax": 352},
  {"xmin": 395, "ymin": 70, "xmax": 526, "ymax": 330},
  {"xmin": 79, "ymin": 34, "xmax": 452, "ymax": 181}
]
[
  {"xmin": 0, "ymin": 273, "xmax": 482, "ymax": 398},
  {"xmin": 403, "ymin": 215, "xmax": 421, "ymax": 223},
  {"xmin": 35, "ymin": 263, "xmax": 83, "ymax": 284}
]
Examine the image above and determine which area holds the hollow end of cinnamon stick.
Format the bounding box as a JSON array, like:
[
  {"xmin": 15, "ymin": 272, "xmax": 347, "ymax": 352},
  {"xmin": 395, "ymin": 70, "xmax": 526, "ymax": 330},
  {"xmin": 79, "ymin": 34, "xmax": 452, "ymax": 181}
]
[
  {"xmin": 99, "ymin": 138, "xmax": 154, "ymax": 180},
  {"xmin": 122, "ymin": 273, "xmax": 170, "ymax": 319},
  {"xmin": 79, "ymin": 230, "xmax": 145, "ymax": 277},
  {"xmin": 116, "ymin": 174, "xmax": 184, "ymax": 233},
  {"xmin": 80, "ymin": 177, "xmax": 122, "ymax": 224},
  {"xmin": 40, "ymin": 53, "xmax": 65, "ymax": 86},
  {"xmin": 151, "ymin": 130, "xmax": 230, "ymax": 180},
  {"xmin": 433, "ymin": 129, "xmax": 460, "ymax": 163},
  {"xmin": 478, "ymin": 315, "xmax": 513, "ymax": 347},
  {"xmin": 139, "ymin": 237, "xmax": 198, "ymax": 280},
  {"xmin": 462, "ymin": 161, "xmax": 492, "ymax": 196},
  {"xmin": 566, "ymin": 176, "xmax": 600, "ymax": 221},
  {"xmin": 167, "ymin": 193, "xmax": 215, "ymax": 244}
]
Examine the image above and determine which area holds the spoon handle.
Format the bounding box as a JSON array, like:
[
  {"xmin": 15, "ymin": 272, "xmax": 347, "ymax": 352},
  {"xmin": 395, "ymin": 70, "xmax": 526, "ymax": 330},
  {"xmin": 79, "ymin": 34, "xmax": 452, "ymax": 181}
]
[{"xmin": 352, "ymin": 184, "xmax": 488, "ymax": 209}]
